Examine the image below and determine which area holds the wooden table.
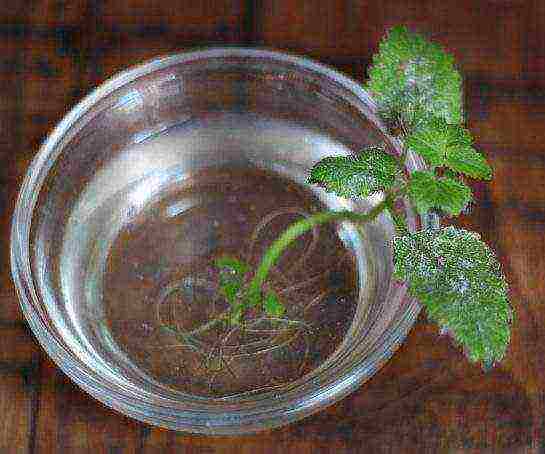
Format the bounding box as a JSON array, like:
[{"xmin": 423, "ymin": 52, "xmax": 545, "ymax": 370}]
[{"xmin": 1, "ymin": 1, "xmax": 544, "ymax": 452}]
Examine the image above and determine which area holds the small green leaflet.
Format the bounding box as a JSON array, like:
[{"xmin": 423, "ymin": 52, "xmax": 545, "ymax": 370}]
[
  {"xmin": 214, "ymin": 255, "xmax": 286, "ymax": 322},
  {"xmin": 405, "ymin": 117, "xmax": 492, "ymax": 179},
  {"xmin": 393, "ymin": 226, "xmax": 512, "ymax": 367},
  {"xmin": 366, "ymin": 25, "xmax": 463, "ymax": 129},
  {"xmin": 214, "ymin": 256, "xmax": 250, "ymax": 276},
  {"xmin": 229, "ymin": 304, "xmax": 244, "ymax": 325},
  {"xmin": 263, "ymin": 291, "xmax": 285, "ymax": 317},
  {"xmin": 408, "ymin": 170, "xmax": 471, "ymax": 216},
  {"xmin": 219, "ymin": 281, "xmax": 241, "ymax": 304},
  {"xmin": 214, "ymin": 256, "xmax": 250, "ymax": 306},
  {"xmin": 308, "ymin": 146, "xmax": 398, "ymax": 199}
]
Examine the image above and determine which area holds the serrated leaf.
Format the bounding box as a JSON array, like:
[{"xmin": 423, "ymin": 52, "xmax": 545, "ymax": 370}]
[
  {"xmin": 308, "ymin": 146, "xmax": 398, "ymax": 199},
  {"xmin": 408, "ymin": 170, "xmax": 472, "ymax": 216},
  {"xmin": 442, "ymin": 168, "xmax": 459, "ymax": 179},
  {"xmin": 405, "ymin": 132, "xmax": 445, "ymax": 167},
  {"xmin": 407, "ymin": 171, "xmax": 440, "ymax": 214},
  {"xmin": 405, "ymin": 117, "xmax": 492, "ymax": 180},
  {"xmin": 439, "ymin": 175, "xmax": 473, "ymax": 215},
  {"xmin": 446, "ymin": 145, "xmax": 493, "ymax": 180},
  {"xmin": 263, "ymin": 291, "xmax": 285, "ymax": 317},
  {"xmin": 366, "ymin": 26, "xmax": 463, "ymax": 130},
  {"xmin": 393, "ymin": 226, "xmax": 512, "ymax": 367},
  {"xmin": 405, "ymin": 117, "xmax": 471, "ymax": 166}
]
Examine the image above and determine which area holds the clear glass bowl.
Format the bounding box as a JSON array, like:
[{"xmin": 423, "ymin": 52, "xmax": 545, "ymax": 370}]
[{"xmin": 11, "ymin": 48, "xmax": 431, "ymax": 434}]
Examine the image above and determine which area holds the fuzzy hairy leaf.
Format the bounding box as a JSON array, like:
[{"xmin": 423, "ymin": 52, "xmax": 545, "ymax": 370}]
[
  {"xmin": 446, "ymin": 145, "xmax": 493, "ymax": 180},
  {"xmin": 406, "ymin": 117, "xmax": 492, "ymax": 179},
  {"xmin": 308, "ymin": 146, "xmax": 398, "ymax": 198},
  {"xmin": 408, "ymin": 170, "xmax": 472, "ymax": 216},
  {"xmin": 366, "ymin": 26, "xmax": 463, "ymax": 131},
  {"xmin": 393, "ymin": 226, "xmax": 512, "ymax": 367},
  {"xmin": 405, "ymin": 116, "xmax": 471, "ymax": 165}
]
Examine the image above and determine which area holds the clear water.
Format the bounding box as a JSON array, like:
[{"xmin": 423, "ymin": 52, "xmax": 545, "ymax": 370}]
[{"xmin": 48, "ymin": 114, "xmax": 384, "ymax": 397}]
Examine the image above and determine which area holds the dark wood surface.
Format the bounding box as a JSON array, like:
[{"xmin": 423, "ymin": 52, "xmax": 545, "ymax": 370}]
[{"xmin": 1, "ymin": 1, "xmax": 544, "ymax": 452}]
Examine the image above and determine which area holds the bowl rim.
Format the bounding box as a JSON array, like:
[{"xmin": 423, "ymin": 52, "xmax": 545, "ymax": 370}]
[{"xmin": 10, "ymin": 47, "xmax": 426, "ymax": 434}]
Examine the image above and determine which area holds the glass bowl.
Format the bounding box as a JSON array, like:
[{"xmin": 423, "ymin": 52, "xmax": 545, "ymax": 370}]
[{"xmin": 11, "ymin": 48, "xmax": 430, "ymax": 434}]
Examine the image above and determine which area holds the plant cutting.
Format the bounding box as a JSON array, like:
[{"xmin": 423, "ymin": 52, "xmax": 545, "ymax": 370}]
[
  {"xmin": 12, "ymin": 32, "xmax": 515, "ymax": 432},
  {"xmin": 161, "ymin": 26, "xmax": 512, "ymax": 384}
]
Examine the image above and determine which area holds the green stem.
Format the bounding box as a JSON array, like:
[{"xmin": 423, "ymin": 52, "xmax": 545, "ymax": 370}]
[
  {"xmin": 164, "ymin": 191, "xmax": 402, "ymax": 338},
  {"xmin": 247, "ymin": 195, "xmax": 392, "ymax": 297}
]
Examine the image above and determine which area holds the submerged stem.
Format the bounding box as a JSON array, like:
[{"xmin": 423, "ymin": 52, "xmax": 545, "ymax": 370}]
[
  {"xmin": 163, "ymin": 190, "xmax": 399, "ymax": 342},
  {"xmin": 247, "ymin": 194, "xmax": 393, "ymax": 297}
]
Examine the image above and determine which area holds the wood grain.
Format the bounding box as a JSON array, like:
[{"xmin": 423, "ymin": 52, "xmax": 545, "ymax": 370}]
[
  {"xmin": 257, "ymin": 0, "xmax": 531, "ymax": 80},
  {"xmin": 35, "ymin": 360, "xmax": 141, "ymax": 452},
  {"xmin": 1, "ymin": 0, "xmax": 544, "ymax": 452},
  {"xmin": 0, "ymin": 326, "xmax": 41, "ymax": 453}
]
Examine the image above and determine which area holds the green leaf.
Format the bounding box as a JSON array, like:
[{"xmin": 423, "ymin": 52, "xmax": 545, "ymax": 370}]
[
  {"xmin": 442, "ymin": 168, "xmax": 459, "ymax": 180},
  {"xmin": 385, "ymin": 198, "xmax": 409, "ymax": 235},
  {"xmin": 393, "ymin": 226, "xmax": 512, "ymax": 367},
  {"xmin": 439, "ymin": 175, "xmax": 473, "ymax": 215},
  {"xmin": 405, "ymin": 117, "xmax": 492, "ymax": 179},
  {"xmin": 446, "ymin": 145, "xmax": 493, "ymax": 180},
  {"xmin": 308, "ymin": 146, "xmax": 398, "ymax": 199},
  {"xmin": 408, "ymin": 171, "xmax": 441, "ymax": 214},
  {"xmin": 214, "ymin": 255, "xmax": 250, "ymax": 306},
  {"xmin": 366, "ymin": 26, "xmax": 463, "ymax": 131},
  {"xmin": 229, "ymin": 304, "xmax": 244, "ymax": 325},
  {"xmin": 214, "ymin": 256, "xmax": 250, "ymax": 276},
  {"xmin": 263, "ymin": 291, "xmax": 285, "ymax": 317},
  {"xmin": 405, "ymin": 117, "xmax": 471, "ymax": 166},
  {"xmin": 408, "ymin": 170, "xmax": 472, "ymax": 216},
  {"xmin": 389, "ymin": 208, "xmax": 409, "ymax": 235},
  {"xmin": 218, "ymin": 281, "xmax": 242, "ymax": 305}
]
